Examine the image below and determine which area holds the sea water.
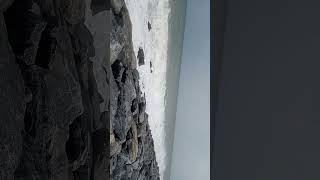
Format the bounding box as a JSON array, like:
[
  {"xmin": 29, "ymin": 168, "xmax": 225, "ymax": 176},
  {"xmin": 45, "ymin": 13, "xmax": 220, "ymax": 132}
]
[{"xmin": 164, "ymin": 1, "xmax": 187, "ymax": 179}]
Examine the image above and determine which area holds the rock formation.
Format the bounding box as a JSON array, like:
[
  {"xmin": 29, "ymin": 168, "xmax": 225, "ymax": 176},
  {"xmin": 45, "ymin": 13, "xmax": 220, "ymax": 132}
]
[
  {"xmin": 1, "ymin": 0, "xmax": 108, "ymax": 179},
  {"xmin": 0, "ymin": 0, "xmax": 159, "ymax": 179}
]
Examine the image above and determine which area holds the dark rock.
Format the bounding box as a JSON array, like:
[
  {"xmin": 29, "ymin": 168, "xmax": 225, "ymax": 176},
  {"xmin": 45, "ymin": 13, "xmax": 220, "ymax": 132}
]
[
  {"xmin": 131, "ymin": 98, "xmax": 138, "ymax": 114},
  {"xmin": 69, "ymin": 23, "xmax": 95, "ymax": 57},
  {"xmin": 61, "ymin": 0, "xmax": 86, "ymax": 25},
  {"xmin": 1, "ymin": 0, "xmax": 107, "ymax": 179},
  {"xmin": 4, "ymin": 0, "xmax": 48, "ymax": 66},
  {"xmin": 92, "ymin": 128, "xmax": 108, "ymax": 169},
  {"xmin": 111, "ymin": 59, "xmax": 125, "ymax": 82},
  {"xmin": 91, "ymin": 0, "xmax": 111, "ymax": 15},
  {"xmin": 0, "ymin": 13, "xmax": 25, "ymax": 179},
  {"xmin": 148, "ymin": 21, "xmax": 152, "ymax": 31},
  {"xmin": 137, "ymin": 48, "xmax": 144, "ymax": 66},
  {"xmin": 150, "ymin": 61, "xmax": 153, "ymax": 73},
  {"xmin": 0, "ymin": 0, "xmax": 14, "ymax": 11}
]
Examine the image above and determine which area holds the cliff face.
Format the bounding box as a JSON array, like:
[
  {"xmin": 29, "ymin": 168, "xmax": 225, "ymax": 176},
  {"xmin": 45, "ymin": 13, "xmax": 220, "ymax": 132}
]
[
  {"xmin": 1, "ymin": 0, "xmax": 108, "ymax": 179},
  {"xmin": 0, "ymin": 0, "xmax": 159, "ymax": 179},
  {"xmin": 110, "ymin": 1, "xmax": 160, "ymax": 180}
]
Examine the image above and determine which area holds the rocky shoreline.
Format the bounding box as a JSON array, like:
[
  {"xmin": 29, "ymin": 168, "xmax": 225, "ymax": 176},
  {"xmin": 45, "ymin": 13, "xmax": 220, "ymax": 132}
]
[
  {"xmin": 110, "ymin": 0, "xmax": 160, "ymax": 179},
  {"xmin": 0, "ymin": 0, "xmax": 159, "ymax": 179}
]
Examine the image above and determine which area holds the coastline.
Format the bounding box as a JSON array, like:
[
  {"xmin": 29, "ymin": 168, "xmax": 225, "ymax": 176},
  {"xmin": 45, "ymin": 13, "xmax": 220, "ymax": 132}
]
[
  {"xmin": 124, "ymin": 0, "xmax": 187, "ymax": 179},
  {"xmin": 110, "ymin": 1, "xmax": 160, "ymax": 179},
  {"xmin": 124, "ymin": 0, "xmax": 170, "ymax": 179}
]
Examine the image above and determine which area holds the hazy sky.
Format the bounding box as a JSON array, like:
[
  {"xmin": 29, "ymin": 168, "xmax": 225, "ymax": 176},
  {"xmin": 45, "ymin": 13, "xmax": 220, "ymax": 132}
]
[{"xmin": 170, "ymin": 0, "xmax": 210, "ymax": 179}]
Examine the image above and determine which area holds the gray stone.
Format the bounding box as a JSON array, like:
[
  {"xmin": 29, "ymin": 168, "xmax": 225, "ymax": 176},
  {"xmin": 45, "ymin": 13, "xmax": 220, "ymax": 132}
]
[
  {"xmin": 111, "ymin": 0, "xmax": 124, "ymax": 14},
  {"xmin": 137, "ymin": 48, "xmax": 145, "ymax": 66},
  {"xmin": 61, "ymin": 0, "xmax": 86, "ymax": 25},
  {"xmin": 91, "ymin": 0, "xmax": 109, "ymax": 15}
]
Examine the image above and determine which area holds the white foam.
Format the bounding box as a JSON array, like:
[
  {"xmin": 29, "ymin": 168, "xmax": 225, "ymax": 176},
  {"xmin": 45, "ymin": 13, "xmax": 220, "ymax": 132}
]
[{"xmin": 124, "ymin": 0, "xmax": 170, "ymax": 179}]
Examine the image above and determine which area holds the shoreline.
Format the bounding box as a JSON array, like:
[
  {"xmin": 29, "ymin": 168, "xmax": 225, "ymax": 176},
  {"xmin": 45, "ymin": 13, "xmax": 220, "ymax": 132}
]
[
  {"xmin": 124, "ymin": 0, "xmax": 187, "ymax": 179},
  {"xmin": 110, "ymin": 1, "xmax": 160, "ymax": 179},
  {"xmin": 124, "ymin": 0, "xmax": 170, "ymax": 179}
]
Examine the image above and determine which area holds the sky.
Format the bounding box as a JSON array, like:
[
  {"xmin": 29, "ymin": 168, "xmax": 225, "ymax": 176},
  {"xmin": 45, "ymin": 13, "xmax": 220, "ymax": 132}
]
[{"xmin": 170, "ymin": 0, "xmax": 210, "ymax": 179}]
